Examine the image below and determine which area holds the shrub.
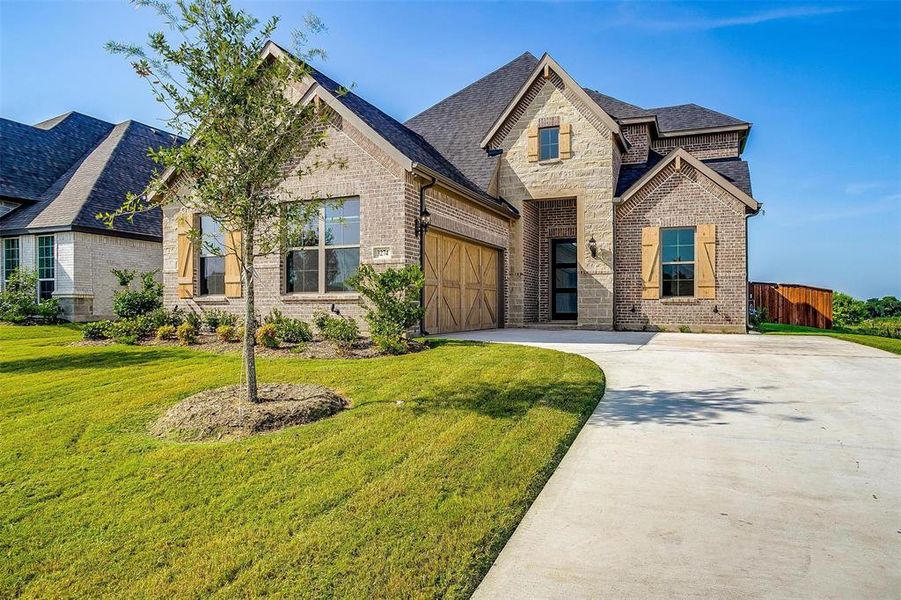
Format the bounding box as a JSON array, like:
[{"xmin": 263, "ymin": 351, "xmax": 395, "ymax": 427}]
[
  {"xmin": 109, "ymin": 320, "xmax": 142, "ymax": 345},
  {"xmin": 845, "ymin": 316, "xmax": 901, "ymax": 339},
  {"xmin": 749, "ymin": 305, "xmax": 769, "ymax": 329},
  {"xmin": 183, "ymin": 310, "xmax": 202, "ymax": 331},
  {"xmin": 35, "ymin": 298, "xmax": 61, "ymax": 323},
  {"xmin": 216, "ymin": 324, "xmax": 237, "ymax": 342},
  {"xmin": 147, "ymin": 307, "xmax": 184, "ymax": 329},
  {"xmin": 312, "ymin": 311, "xmax": 330, "ymax": 331},
  {"xmin": 83, "ymin": 320, "xmax": 113, "ymax": 340},
  {"xmin": 316, "ymin": 313, "xmax": 360, "ymax": 352},
  {"xmin": 112, "ymin": 270, "xmax": 162, "ymax": 319},
  {"xmin": 176, "ymin": 322, "xmax": 197, "ymax": 345},
  {"xmin": 348, "ymin": 264, "xmax": 424, "ymax": 354},
  {"xmin": 156, "ymin": 324, "xmax": 177, "ymax": 340},
  {"xmin": 833, "ymin": 292, "xmax": 867, "ymax": 328},
  {"xmin": 202, "ymin": 308, "xmax": 237, "ymax": 331},
  {"xmin": 264, "ymin": 309, "xmax": 312, "ymax": 343},
  {"xmin": 255, "ymin": 323, "xmax": 280, "ymax": 348},
  {"xmin": 678, "ymin": 325, "xmax": 691, "ymax": 333},
  {"xmin": 0, "ymin": 269, "xmax": 39, "ymax": 323}
]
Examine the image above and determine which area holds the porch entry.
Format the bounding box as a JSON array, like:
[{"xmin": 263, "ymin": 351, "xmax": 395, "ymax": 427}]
[
  {"xmin": 423, "ymin": 230, "xmax": 500, "ymax": 334},
  {"xmin": 551, "ymin": 238, "xmax": 577, "ymax": 320}
]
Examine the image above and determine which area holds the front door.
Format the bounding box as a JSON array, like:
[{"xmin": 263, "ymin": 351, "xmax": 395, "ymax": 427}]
[{"xmin": 551, "ymin": 239, "xmax": 577, "ymax": 320}]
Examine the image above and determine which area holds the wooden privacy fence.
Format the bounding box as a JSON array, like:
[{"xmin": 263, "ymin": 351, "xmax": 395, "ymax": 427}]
[{"xmin": 750, "ymin": 282, "xmax": 833, "ymax": 329}]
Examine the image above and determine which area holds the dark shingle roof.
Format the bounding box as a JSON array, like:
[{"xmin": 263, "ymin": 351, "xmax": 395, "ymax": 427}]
[
  {"xmin": 649, "ymin": 103, "xmax": 748, "ymax": 133},
  {"xmin": 1, "ymin": 113, "xmax": 180, "ymax": 239},
  {"xmin": 615, "ymin": 152, "xmax": 753, "ymax": 197},
  {"xmin": 405, "ymin": 53, "xmax": 749, "ymax": 196},
  {"xmin": 308, "ymin": 67, "xmax": 513, "ymax": 213},
  {"xmin": 1, "ymin": 112, "xmax": 113, "ymax": 202},
  {"xmin": 405, "ymin": 52, "xmax": 539, "ymax": 191}
]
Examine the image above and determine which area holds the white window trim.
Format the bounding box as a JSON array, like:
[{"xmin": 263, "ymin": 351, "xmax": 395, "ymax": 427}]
[
  {"xmin": 284, "ymin": 199, "xmax": 360, "ymax": 296},
  {"xmin": 2, "ymin": 236, "xmax": 22, "ymax": 291},
  {"xmin": 36, "ymin": 234, "xmax": 56, "ymax": 300}
]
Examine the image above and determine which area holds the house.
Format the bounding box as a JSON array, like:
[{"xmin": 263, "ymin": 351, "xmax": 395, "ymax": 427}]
[
  {"xmin": 162, "ymin": 44, "xmax": 761, "ymax": 333},
  {"xmin": 0, "ymin": 112, "xmax": 180, "ymax": 321}
]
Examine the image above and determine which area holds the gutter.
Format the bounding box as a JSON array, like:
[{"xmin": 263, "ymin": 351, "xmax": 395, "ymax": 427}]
[
  {"xmin": 411, "ymin": 163, "xmax": 519, "ymax": 219},
  {"xmin": 417, "ymin": 174, "xmax": 436, "ymax": 336}
]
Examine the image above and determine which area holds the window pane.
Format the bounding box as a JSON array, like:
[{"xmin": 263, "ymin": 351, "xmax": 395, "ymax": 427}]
[
  {"xmin": 285, "ymin": 250, "xmax": 318, "ymax": 293},
  {"xmin": 200, "ymin": 256, "xmax": 225, "ymax": 296},
  {"xmin": 39, "ymin": 280, "xmax": 55, "ymax": 301},
  {"xmin": 37, "ymin": 236, "xmax": 54, "ymax": 279},
  {"xmin": 555, "ymin": 267, "xmax": 577, "ymax": 289},
  {"xmin": 662, "ymin": 264, "xmax": 694, "ymax": 297},
  {"xmin": 284, "ymin": 203, "xmax": 319, "ymax": 247},
  {"xmin": 325, "ymin": 247, "xmax": 360, "ymax": 292},
  {"xmin": 4, "ymin": 239, "xmax": 20, "ymax": 281},
  {"xmin": 662, "ymin": 227, "xmax": 694, "ymax": 263},
  {"xmin": 325, "ymin": 199, "xmax": 360, "ymax": 246},
  {"xmin": 200, "ymin": 215, "xmax": 225, "ymax": 256},
  {"xmin": 539, "ymin": 127, "xmax": 559, "ymax": 161},
  {"xmin": 554, "ymin": 241, "xmax": 577, "ymax": 264},
  {"xmin": 554, "ymin": 292, "xmax": 577, "ymax": 314}
]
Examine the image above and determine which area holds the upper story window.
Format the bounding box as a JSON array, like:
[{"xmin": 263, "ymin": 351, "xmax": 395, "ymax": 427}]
[
  {"xmin": 0, "ymin": 200, "xmax": 19, "ymax": 218},
  {"xmin": 285, "ymin": 198, "xmax": 360, "ymax": 294},
  {"xmin": 37, "ymin": 235, "xmax": 55, "ymax": 300},
  {"xmin": 661, "ymin": 227, "xmax": 695, "ymax": 297},
  {"xmin": 539, "ymin": 126, "xmax": 559, "ymax": 161},
  {"xmin": 3, "ymin": 238, "xmax": 20, "ymax": 287},
  {"xmin": 199, "ymin": 215, "xmax": 225, "ymax": 296}
]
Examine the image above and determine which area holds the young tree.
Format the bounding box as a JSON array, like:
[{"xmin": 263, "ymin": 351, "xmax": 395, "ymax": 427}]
[{"xmin": 102, "ymin": 0, "xmax": 341, "ymax": 402}]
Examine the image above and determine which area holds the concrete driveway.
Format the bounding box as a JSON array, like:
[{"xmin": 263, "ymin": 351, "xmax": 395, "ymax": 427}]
[{"xmin": 444, "ymin": 329, "xmax": 901, "ymax": 599}]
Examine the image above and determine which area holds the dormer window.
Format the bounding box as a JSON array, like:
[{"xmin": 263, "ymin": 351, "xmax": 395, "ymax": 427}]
[{"xmin": 539, "ymin": 126, "xmax": 559, "ymax": 161}]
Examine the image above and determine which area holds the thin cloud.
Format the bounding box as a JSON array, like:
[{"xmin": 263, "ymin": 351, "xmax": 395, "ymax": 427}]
[
  {"xmin": 844, "ymin": 181, "xmax": 888, "ymax": 195},
  {"xmin": 778, "ymin": 193, "xmax": 901, "ymax": 225},
  {"xmin": 612, "ymin": 5, "xmax": 852, "ymax": 32}
]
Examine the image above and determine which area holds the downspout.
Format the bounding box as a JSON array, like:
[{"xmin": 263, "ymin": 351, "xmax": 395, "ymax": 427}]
[
  {"xmin": 418, "ymin": 174, "xmax": 436, "ymax": 336},
  {"xmin": 745, "ymin": 203, "xmax": 763, "ymax": 331}
]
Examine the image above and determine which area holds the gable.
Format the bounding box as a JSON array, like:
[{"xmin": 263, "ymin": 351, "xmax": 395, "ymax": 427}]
[{"xmin": 480, "ymin": 54, "xmax": 626, "ymax": 152}]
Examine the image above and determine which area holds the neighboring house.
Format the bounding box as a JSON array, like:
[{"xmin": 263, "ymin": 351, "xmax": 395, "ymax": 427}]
[
  {"xmin": 0, "ymin": 111, "xmax": 180, "ymax": 321},
  {"xmin": 163, "ymin": 43, "xmax": 760, "ymax": 333}
]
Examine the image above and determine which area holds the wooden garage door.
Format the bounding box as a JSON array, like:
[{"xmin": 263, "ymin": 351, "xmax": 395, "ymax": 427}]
[{"xmin": 424, "ymin": 231, "xmax": 499, "ymax": 334}]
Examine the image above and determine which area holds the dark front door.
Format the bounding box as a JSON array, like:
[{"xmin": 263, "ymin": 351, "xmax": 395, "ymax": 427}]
[{"xmin": 551, "ymin": 239, "xmax": 577, "ymax": 320}]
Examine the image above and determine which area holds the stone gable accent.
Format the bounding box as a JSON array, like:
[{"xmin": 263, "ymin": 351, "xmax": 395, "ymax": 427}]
[
  {"xmin": 496, "ymin": 76, "xmax": 616, "ymax": 329},
  {"xmin": 614, "ymin": 162, "xmax": 748, "ymax": 332}
]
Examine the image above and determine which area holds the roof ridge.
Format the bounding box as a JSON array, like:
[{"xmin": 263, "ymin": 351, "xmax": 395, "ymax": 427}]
[{"xmin": 405, "ymin": 51, "xmax": 538, "ymax": 124}]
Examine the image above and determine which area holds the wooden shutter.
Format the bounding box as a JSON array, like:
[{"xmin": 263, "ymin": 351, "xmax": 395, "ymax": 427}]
[
  {"xmin": 696, "ymin": 224, "xmax": 716, "ymax": 299},
  {"xmin": 641, "ymin": 226, "xmax": 660, "ymax": 300},
  {"xmin": 177, "ymin": 214, "xmax": 196, "ymax": 299},
  {"xmin": 559, "ymin": 123, "xmax": 571, "ymax": 159},
  {"xmin": 527, "ymin": 126, "xmax": 538, "ymax": 162},
  {"xmin": 224, "ymin": 229, "xmax": 242, "ymax": 298}
]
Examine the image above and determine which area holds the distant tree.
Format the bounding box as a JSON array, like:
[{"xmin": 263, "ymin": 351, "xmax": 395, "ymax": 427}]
[
  {"xmin": 833, "ymin": 292, "xmax": 867, "ymax": 327},
  {"xmin": 864, "ymin": 296, "xmax": 901, "ymax": 319},
  {"xmin": 102, "ymin": 0, "xmax": 341, "ymax": 402}
]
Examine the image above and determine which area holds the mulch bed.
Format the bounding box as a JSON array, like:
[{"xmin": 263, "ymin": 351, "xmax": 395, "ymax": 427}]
[
  {"xmin": 72, "ymin": 335, "xmax": 429, "ymax": 359},
  {"xmin": 151, "ymin": 383, "xmax": 349, "ymax": 442}
]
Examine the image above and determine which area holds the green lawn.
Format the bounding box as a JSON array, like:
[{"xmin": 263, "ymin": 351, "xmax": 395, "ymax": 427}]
[
  {"xmin": 758, "ymin": 322, "xmax": 901, "ymax": 355},
  {"xmin": 0, "ymin": 325, "xmax": 603, "ymax": 599}
]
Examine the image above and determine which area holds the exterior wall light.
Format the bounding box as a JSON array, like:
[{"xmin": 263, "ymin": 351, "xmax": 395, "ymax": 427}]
[
  {"xmin": 713, "ymin": 305, "xmax": 719, "ymax": 314},
  {"xmin": 416, "ymin": 207, "xmax": 431, "ymax": 238},
  {"xmin": 587, "ymin": 235, "xmax": 598, "ymax": 258}
]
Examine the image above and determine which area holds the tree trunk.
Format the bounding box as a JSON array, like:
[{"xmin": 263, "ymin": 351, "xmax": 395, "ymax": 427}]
[{"xmin": 243, "ymin": 225, "xmax": 258, "ymax": 403}]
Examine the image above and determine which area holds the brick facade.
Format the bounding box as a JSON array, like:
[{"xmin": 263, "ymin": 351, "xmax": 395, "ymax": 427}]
[
  {"xmin": 614, "ymin": 162, "xmax": 748, "ymax": 332},
  {"xmin": 651, "ymin": 131, "xmax": 741, "ymax": 159}
]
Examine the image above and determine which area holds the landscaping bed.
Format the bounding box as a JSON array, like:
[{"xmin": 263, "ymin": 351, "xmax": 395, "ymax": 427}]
[{"xmin": 0, "ymin": 324, "xmax": 604, "ymax": 598}]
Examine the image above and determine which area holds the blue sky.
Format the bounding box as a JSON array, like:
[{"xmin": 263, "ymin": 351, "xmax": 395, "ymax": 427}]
[{"xmin": 2, "ymin": 0, "xmax": 899, "ymax": 298}]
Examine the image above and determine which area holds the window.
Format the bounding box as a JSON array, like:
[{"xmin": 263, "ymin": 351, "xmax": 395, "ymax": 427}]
[
  {"xmin": 539, "ymin": 126, "xmax": 559, "ymax": 161},
  {"xmin": 37, "ymin": 235, "xmax": 55, "ymax": 300},
  {"xmin": 661, "ymin": 227, "xmax": 695, "ymax": 297},
  {"xmin": 285, "ymin": 198, "xmax": 360, "ymax": 294},
  {"xmin": 199, "ymin": 215, "xmax": 225, "ymax": 296},
  {"xmin": 3, "ymin": 238, "xmax": 20, "ymax": 285},
  {"xmin": 0, "ymin": 201, "xmax": 19, "ymax": 218}
]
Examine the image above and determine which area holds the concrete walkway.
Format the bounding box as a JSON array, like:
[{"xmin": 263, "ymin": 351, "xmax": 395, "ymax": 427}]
[{"xmin": 444, "ymin": 330, "xmax": 901, "ymax": 599}]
